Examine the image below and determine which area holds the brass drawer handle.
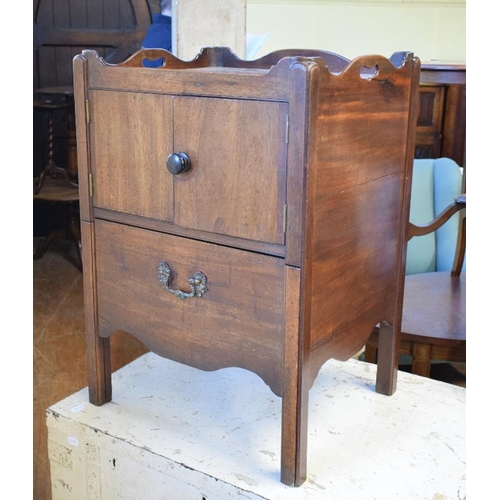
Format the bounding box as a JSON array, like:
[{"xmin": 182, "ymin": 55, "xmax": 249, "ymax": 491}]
[{"xmin": 157, "ymin": 262, "xmax": 207, "ymax": 300}]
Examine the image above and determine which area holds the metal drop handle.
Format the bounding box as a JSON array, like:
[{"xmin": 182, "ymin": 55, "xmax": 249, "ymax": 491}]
[{"xmin": 157, "ymin": 262, "xmax": 207, "ymax": 300}]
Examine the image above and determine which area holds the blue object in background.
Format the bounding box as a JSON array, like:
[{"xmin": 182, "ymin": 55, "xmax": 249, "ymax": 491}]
[{"xmin": 141, "ymin": 14, "xmax": 172, "ymax": 68}]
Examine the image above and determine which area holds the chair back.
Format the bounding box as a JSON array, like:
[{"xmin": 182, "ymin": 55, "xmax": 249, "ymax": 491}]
[{"xmin": 406, "ymin": 158, "xmax": 464, "ymax": 275}]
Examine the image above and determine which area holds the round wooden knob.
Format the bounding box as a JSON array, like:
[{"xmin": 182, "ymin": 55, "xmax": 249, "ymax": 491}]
[{"xmin": 166, "ymin": 152, "xmax": 191, "ymax": 175}]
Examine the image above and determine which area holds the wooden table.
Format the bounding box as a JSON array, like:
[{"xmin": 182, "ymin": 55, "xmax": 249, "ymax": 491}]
[
  {"xmin": 35, "ymin": 85, "xmax": 78, "ymax": 193},
  {"xmin": 33, "ymin": 177, "xmax": 81, "ymax": 270}
]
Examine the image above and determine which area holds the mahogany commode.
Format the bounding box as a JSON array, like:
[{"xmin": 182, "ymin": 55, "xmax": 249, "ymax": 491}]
[{"xmin": 73, "ymin": 47, "xmax": 420, "ymax": 486}]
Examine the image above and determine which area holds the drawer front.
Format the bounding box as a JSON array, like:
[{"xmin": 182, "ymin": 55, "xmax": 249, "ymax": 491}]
[{"xmin": 95, "ymin": 219, "xmax": 285, "ymax": 394}]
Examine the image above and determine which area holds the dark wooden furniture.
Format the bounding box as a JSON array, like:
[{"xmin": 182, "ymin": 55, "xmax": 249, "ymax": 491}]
[
  {"xmin": 73, "ymin": 47, "xmax": 420, "ymax": 486},
  {"xmin": 34, "ymin": 87, "xmax": 80, "ymax": 265},
  {"xmin": 34, "ymin": 0, "xmax": 153, "ymax": 89},
  {"xmin": 33, "ymin": 98, "xmax": 78, "ymax": 194},
  {"xmin": 33, "ymin": 177, "xmax": 82, "ymax": 270},
  {"xmin": 416, "ymin": 63, "xmax": 466, "ymax": 168},
  {"xmin": 365, "ymin": 194, "xmax": 466, "ymax": 377},
  {"xmin": 33, "ymin": 0, "xmax": 153, "ymax": 164},
  {"xmin": 33, "ymin": 0, "xmax": 154, "ymax": 245},
  {"xmin": 36, "ymin": 86, "xmax": 79, "ymax": 181}
]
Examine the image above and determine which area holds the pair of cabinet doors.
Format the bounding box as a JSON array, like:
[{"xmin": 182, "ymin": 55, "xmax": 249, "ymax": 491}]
[{"xmin": 90, "ymin": 91, "xmax": 288, "ymax": 245}]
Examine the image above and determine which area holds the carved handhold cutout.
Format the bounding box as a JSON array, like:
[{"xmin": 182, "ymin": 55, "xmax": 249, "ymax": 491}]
[
  {"xmin": 142, "ymin": 57, "xmax": 166, "ymax": 68},
  {"xmin": 360, "ymin": 64, "xmax": 379, "ymax": 79}
]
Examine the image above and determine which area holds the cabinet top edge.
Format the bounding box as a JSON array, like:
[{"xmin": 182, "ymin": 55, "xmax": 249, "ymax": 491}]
[{"xmin": 74, "ymin": 47, "xmax": 417, "ymax": 78}]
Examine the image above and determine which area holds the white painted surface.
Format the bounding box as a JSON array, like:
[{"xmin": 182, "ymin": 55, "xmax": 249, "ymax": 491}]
[{"xmin": 47, "ymin": 353, "xmax": 465, "ymax": 500}]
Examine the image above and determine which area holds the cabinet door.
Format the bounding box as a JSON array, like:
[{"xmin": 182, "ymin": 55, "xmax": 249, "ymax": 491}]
[
  {"xmin": 89, "ymin": 90, "xmax": 175, "ymax": 221},
  {"xmin": 172, "ymin": 97, "xmax": 288, "ymax": 244}
]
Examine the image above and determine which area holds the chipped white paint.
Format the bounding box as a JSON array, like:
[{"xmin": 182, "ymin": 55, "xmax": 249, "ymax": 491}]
[
  {"xmin": 67, "ymin": 436, "xmax": 78, "ymax": 447},
  {"xmin": 47, "ymin": 353, "xmax": 466, "ymax": 500}
]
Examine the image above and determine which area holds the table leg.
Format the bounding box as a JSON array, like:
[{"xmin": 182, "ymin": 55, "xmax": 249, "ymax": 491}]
[
  {"xmin": 375, "ymin": 321, "xmax": 399, "ymax": 395},
  {"xmin": 281, "ymin": 266, "xmax": 307, "ymax": 486},
  {"xmin": 411, "ymin": 343, "xmax": 431, "ymax": 377},
  {"xmin": 81, "ymin": 221, "xmax": 112, "ymax": 405}
]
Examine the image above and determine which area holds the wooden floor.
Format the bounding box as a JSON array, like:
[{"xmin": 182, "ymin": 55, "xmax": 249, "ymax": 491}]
[{"xmin": 33, "ymin": 238, "xmax": 466, "ymax": 500}]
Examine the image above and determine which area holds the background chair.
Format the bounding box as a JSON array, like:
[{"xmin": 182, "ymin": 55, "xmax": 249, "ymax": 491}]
[
  {"xmin": 405, "ymin": 157, "xmax": 465, "ymax": 275},
  {"xmin": 364, "ymin": 158, "xmax": 466, "ymax": 379}
]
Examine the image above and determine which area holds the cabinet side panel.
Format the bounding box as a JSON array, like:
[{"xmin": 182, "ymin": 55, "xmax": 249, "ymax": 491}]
[{"xmin": 305, "ymin": 57, "xmax": 419, "ymax": 360}]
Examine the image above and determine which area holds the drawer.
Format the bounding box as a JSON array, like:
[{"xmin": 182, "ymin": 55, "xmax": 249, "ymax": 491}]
[{"xmin": 95, "ymin": 219, "xmax": 286, "ymax": 394}]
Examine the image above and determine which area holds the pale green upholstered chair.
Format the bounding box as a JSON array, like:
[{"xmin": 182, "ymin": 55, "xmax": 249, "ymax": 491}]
[
  {"xmin": 406, "ymin": 157, "xmax": 465, "ymax": 275},
  {"xmin": 365, "ymin": 158, "xmax": 466, "ymax": 378}
]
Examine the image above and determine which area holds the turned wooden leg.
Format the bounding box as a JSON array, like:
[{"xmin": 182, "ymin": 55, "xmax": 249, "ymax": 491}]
[
  {"xmin": 281, "ymin": 266, "xmax": 307, "ymax": 486},
  {"xmin": 364, "ymin": 341, "xmax": 378, "ymax": 364},
  {"xmin": 375, "ymin": 321, "xmax": 398, "ymax": 396},
  {"xmin": 411, "ymin": 342, "xmax": 431, "ymax": 377},
  {"xmin": 69, "ymin": 202, "xmax": 82, "ymax": 271}
]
